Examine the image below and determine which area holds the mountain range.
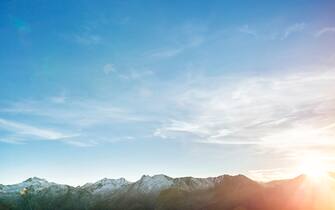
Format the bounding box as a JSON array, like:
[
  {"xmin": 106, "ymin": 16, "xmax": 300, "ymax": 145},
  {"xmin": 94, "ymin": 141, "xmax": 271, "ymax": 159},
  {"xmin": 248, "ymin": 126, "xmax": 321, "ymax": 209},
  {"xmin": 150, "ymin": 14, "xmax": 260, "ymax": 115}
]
[{"xmin": 1, "ymin": 173, "xmax": 335, "ymax": 210}]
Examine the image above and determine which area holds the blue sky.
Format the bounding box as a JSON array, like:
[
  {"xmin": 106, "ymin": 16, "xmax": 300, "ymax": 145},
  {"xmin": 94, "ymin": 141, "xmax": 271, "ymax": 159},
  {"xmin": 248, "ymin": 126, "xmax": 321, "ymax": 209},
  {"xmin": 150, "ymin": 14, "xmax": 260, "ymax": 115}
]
[{"xmin": 1, "ymin": 0, "xmax": 335, "ymax": 185}]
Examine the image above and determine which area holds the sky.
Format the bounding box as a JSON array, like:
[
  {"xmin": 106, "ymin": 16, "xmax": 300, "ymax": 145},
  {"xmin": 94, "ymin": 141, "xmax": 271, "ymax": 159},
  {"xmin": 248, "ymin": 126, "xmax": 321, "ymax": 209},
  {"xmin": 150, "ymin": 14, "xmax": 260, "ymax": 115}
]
[{"xmin": 1, "ymin": 0, "xmax": 335, "ymax": 186}]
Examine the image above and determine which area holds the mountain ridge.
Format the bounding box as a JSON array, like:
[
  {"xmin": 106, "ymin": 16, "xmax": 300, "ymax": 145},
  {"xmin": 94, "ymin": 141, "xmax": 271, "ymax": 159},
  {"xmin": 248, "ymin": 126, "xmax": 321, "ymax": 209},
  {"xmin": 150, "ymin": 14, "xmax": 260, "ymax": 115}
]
[
  {"xmin": 1, "ymin": 173, "xmax": 335, "ymax": 210},
  {"xmin": 0, "ymin": 173, "xmax": 261, "ymax": 192}
]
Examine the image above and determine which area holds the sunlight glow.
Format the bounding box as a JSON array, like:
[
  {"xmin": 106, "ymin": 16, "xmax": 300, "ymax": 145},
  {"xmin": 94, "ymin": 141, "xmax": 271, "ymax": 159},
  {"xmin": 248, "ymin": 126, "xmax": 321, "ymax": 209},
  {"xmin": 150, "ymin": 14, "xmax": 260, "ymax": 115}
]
[{"xmin": 298, "ymin": 156, "xmax": 329, "ymax": 181}]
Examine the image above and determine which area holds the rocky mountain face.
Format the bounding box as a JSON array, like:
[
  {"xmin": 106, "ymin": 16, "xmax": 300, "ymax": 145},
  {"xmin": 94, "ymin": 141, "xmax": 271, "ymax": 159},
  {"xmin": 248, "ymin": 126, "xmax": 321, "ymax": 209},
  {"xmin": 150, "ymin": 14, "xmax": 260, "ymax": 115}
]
[{"xmin": 0, "ymin": 174, "xmax": 335, "ymax": 210}]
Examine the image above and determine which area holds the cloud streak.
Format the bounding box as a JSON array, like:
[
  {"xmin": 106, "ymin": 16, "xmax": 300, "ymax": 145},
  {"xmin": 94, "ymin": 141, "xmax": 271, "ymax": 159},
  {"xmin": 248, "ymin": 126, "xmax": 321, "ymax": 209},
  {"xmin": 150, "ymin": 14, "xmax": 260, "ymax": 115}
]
[
  {"xmin": 73, "ymin": 34, "xmax": 102, "ymax": 45},
  {"xmin": 2, "ymin": 99, "xmax": 143, "ymax": 127},
  {"xmin": 0, "ymin": 98, "xmax": 148, "ymax": 146},
  {"xmin": 282, "ymin": 23, "xmax": 305, "ymax": 39},
  {"xmin": 0, "ymin": 118, "xmax": 77, "ymax": 143},
  {"xmin": 154, "ymin": 68, "xmax": 335, "ymax": 159},
  {"xmin": 102, "ymin": 63, "xmax": 154, "ymax": 81},
  {"xmin": 238, "ymin": 25, "xmax": 257, "ymax": 36},
  {"xmin": 315, "ymin": 27, "xmax": 335, "ymax": 37}
]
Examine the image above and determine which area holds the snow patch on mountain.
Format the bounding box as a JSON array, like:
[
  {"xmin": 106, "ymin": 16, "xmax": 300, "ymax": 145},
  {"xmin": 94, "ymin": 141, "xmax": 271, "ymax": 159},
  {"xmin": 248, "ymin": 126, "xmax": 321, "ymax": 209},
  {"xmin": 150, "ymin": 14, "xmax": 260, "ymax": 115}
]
[
  {"xmin": 0, "ymin": 177, "xmax": 54, "ymax": 194},
  {"xmin": 173, "ymin": 177, "xmax": 215, "ymax": 191},
  {"xmin": 82, "ymin": 178, "xmax": 130, "ymax": 194},
  {"xmin": 132, "ymin": 175, "xmax": 174, "ymax": 193}
]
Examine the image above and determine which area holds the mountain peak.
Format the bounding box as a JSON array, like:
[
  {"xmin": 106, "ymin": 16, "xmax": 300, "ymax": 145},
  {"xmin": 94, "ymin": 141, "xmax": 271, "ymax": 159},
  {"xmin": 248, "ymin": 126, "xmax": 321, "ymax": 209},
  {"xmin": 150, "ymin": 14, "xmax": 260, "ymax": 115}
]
[
  {"xmin": 134, "ymin": 174, "xmax": 174, "ymax": 193},
  {"xmin": 1, "ymin": 177, "xmax": 52, "ymax": 194},
  {"xmin": 140, "ymin": 174, "xmax": 171, "ymax": 180},
  {"xmin": 82, "ymin": 177, "xmax": 130, "ymax": 194},
  {"xmin": 24, "ymin": 177, "xmax": 48, "ymax": 183},
  {"xmin": 97, "ymin": 177, "xmax": 129, "ymax": 183}
]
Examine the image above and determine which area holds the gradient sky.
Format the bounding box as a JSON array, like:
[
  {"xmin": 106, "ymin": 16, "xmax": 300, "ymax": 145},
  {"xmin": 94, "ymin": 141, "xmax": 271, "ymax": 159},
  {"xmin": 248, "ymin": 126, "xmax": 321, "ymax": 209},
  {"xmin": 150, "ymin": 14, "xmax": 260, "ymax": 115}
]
[{"xmin": 1, "ymin": 0, "xmax": 335, "ymax": 186}]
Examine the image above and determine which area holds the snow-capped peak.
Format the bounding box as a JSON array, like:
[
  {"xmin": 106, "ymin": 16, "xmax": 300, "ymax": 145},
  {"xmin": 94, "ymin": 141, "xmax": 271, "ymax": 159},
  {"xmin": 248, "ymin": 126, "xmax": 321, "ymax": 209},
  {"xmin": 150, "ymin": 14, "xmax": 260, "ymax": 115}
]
[
  {"xmin": 1, "ymin": 177, "xmax": 53, "ymax": 193},
  {"xmin": 23, "ymin": 177, "xmax": 48, "ymax": 184},
  {"xmin": 82, "ymin": 178, "xmax": 130, "ymax": 194},
  {"xmin": 172, "ymin": 176, "xmax": 216, "ymax": 190},
  {"xmin": 133, "ymin": 174, "xmax": 174, "ymax": 193}
]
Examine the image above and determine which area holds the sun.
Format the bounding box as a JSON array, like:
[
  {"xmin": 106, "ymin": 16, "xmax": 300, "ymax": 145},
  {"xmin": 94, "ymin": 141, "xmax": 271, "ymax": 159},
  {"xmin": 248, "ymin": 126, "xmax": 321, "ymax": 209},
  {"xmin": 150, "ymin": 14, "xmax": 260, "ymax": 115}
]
[{"xmin": 298, "ymin": 156, "xmax": 329, "ymax": 181}]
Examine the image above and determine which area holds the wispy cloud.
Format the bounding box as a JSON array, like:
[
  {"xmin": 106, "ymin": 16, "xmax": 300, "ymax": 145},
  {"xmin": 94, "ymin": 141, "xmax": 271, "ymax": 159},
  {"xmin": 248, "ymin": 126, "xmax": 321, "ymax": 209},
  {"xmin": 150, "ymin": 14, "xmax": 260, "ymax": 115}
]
[
  {"xmin": 102, "ymin": 63, "xmax": 154, "ymax": 81},
  {"xmin": 282, "ymin": 23, "xmax": 305, "ymax": 39},
  {"xmin": 49, "ymin": 95, "xmax": 67, "ymax": 104},
  {"xmin": 149, "ymin": 47, "xmax": 185, "ymax": 58},
  {"xmin": 154, "ymin": 68, "xmax": 335, "ymax": 159},
  {"xmin": 145, "ymin": 22, "xmax": 206, "ymax": 59},
  {"xmin": 146, "ymin": 38, "xmax": 204, "ymax": 59},
  {"xmin": 103, "ymin": 63, "xmax": 116, "ymax": 75},
  {"xmin": 2, "ymin": 99, "xmax": 143, "ymax": 127},
  {"xmin": 118, "ymin": 70, "xmax": 154, "ymax": 81},
  {"xmin": 73, "ymin": 34, "xmax": 102, "ymax": 45},
  {"xmin": 0, "ymin": 118, "xmax": 77, "ymax": 144},
  {"xmin": 315, "ymin": 27, "xmax": 335, "ymax": 37},
  {"xmin": 0, "ymin": 98, "xmax": 148, "ymax": 146},
  {"xmin": 238, "ymin": 25, "xmax": 257, "ymax": 36}
]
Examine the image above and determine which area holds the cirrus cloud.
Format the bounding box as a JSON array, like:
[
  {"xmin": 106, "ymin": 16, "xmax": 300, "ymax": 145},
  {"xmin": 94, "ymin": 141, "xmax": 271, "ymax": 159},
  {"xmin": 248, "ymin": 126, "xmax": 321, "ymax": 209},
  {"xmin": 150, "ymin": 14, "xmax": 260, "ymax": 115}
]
[{"xmin": 154, "ymin": 68, "xmax": 335, "ymax": 160}]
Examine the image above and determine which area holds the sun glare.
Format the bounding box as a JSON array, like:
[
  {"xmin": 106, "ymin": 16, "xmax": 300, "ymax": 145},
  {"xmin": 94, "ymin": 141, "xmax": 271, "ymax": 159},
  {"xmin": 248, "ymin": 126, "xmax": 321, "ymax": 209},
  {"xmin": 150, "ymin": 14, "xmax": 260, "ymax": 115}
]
[{"xmin": 298, "ymin": 156, "xmax": 329, "ymax": 181}]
